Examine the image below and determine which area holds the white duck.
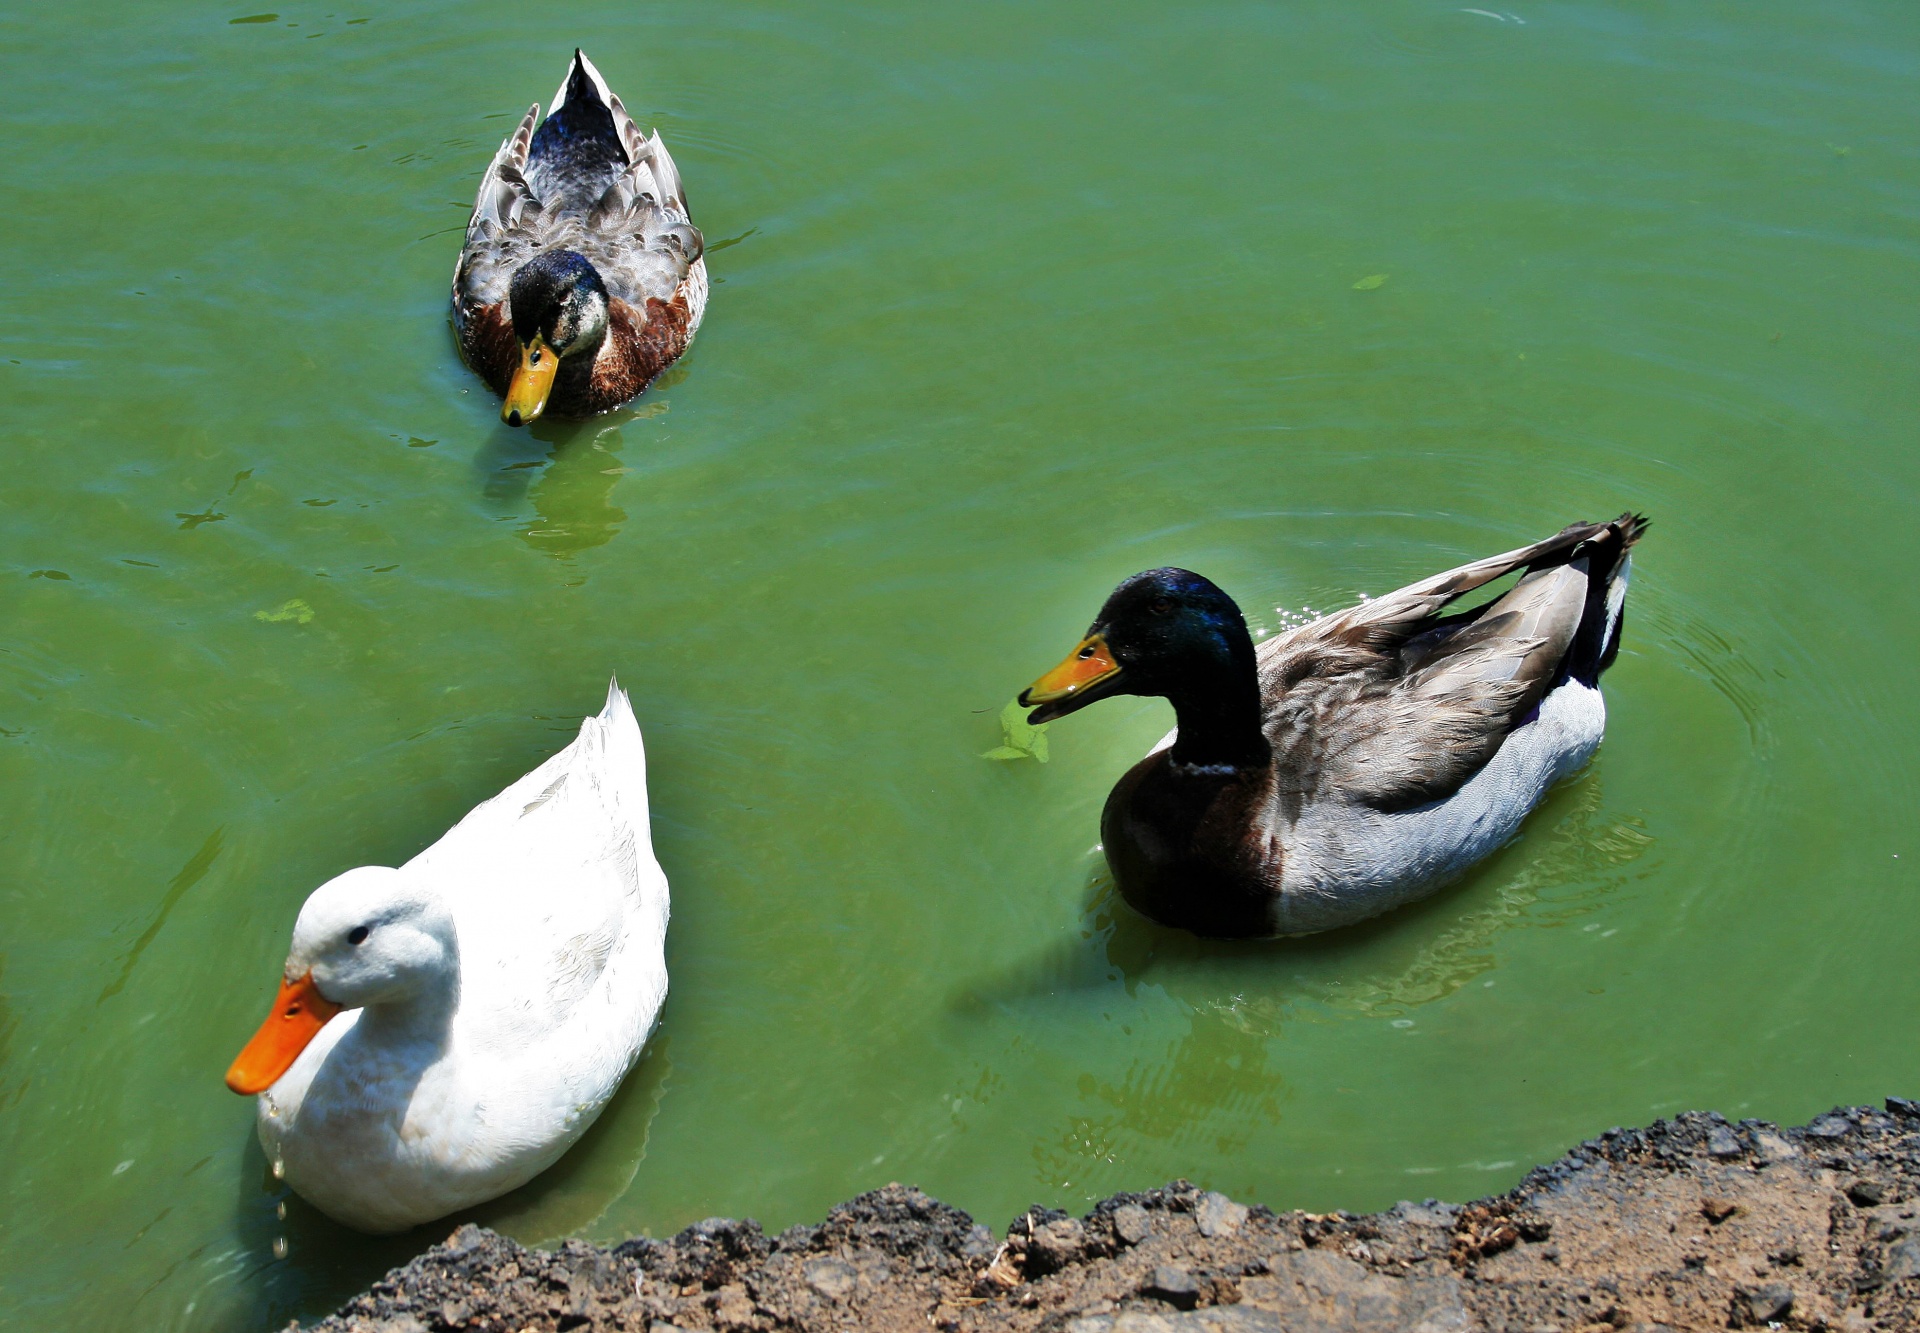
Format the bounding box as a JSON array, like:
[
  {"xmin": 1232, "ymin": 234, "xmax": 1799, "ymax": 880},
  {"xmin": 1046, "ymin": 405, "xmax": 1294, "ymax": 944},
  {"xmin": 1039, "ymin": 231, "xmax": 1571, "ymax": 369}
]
[{"xmin": 225, "ymin": 682, "xmax": 668, "ymax": 1234}]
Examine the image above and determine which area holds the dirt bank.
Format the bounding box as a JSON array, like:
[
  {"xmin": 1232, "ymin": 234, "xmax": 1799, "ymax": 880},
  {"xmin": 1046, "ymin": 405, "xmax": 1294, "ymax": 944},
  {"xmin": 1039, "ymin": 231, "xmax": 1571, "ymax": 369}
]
[{"xmin": 297, "ymin": 1101, "xmax": 1920, "ymax": 1333}]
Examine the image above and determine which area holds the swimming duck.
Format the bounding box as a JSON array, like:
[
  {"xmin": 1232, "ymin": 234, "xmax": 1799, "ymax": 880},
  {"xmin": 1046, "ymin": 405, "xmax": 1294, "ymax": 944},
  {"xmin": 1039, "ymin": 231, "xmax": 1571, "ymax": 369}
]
[
  {"xmin": 452, "ymin": 50, "xmax": 707, "ymax": 426},
  {"xmin": 1019, "ymin": 516, "xmax": 1647, "ymax": 938},
  {"xmin": 224, "ymin": 683, "xmax": 669, "ymax": 1233}
]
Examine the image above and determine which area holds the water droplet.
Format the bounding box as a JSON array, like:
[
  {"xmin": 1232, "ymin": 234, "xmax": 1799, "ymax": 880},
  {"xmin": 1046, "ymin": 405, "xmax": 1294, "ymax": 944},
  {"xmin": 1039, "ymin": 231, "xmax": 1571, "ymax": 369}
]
[
  {"xmin": 276, "ymin": 1201, "xmax": 287, "ymax": 1220},
  {"xmin": 271, "ymin": 1156, "xmax": 285, "ymax": 1180},
  {"xmin": 113, "ymin": 1159, "xmax": 134, "ymax": 1175},
  {"xmin": 272, "ymin": 1236, "xmax": 289, "ymax": 1259}
]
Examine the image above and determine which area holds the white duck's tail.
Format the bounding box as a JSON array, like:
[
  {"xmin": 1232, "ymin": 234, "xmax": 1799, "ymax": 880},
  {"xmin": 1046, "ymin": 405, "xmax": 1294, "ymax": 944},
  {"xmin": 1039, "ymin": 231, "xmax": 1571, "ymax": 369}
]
[{"xmin": 572, "ymin": 677, "xmax": 651, "ymax": 827}]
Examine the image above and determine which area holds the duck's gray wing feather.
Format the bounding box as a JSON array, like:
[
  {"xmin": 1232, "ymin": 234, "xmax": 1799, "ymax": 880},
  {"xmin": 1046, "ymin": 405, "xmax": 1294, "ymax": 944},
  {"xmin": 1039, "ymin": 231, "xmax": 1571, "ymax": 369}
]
[
  {"xmin": 1257, "ymin": 521, "xmax": 1620, "ymax": 812},
  {"xmin": 453, "ymin": 104, "xmax": 545, "ymax": 328},
  {"xmin": 576, "ymin": 101, "xmax": 704, "ymax": 313}
]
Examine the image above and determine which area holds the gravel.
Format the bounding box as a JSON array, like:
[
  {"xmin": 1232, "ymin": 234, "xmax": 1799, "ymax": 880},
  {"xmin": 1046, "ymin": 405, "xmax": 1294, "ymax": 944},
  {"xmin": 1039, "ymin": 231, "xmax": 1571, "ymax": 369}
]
[{"xmin": 294, "ymin": 1100, "xmax": 1920, "ymax": 1332}]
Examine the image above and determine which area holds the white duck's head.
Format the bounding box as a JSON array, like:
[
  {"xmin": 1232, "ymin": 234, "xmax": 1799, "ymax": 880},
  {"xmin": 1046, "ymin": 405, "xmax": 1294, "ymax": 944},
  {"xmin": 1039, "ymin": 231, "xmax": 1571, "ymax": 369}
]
[{"xmin": 225, "ymin": 867, "xmax": 457, "ymax": 1096}]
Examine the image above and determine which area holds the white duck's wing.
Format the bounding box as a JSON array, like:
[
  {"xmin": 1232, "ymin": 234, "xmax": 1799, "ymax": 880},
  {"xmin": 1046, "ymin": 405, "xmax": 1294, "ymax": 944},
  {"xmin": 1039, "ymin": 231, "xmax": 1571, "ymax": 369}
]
[
  {"xmin": 401, "ymin": 681, "xmax": 666, "ymax": 1045},
  {"xmin": 1259, "ymin": 515, "xmax": 1645, "ymax": 812}
]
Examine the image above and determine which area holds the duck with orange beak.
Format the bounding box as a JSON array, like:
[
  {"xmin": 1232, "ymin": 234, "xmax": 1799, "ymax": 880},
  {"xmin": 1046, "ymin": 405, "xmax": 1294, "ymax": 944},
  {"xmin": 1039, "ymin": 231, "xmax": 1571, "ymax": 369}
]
[
  {"xmin": 1018, "ymin": 516, "xmax": 1648, "ymax": 939},
  {"xmin": 224, "ymin": 683, "xmax": 669, "ymax": 1233}
]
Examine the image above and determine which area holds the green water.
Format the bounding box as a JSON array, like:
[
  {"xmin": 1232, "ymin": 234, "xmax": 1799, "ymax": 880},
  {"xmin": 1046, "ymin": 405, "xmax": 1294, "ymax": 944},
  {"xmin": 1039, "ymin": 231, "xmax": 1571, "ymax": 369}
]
[{"xmin": 4, "ymin": 0, "xmax": 1918, "ymax": 1326}]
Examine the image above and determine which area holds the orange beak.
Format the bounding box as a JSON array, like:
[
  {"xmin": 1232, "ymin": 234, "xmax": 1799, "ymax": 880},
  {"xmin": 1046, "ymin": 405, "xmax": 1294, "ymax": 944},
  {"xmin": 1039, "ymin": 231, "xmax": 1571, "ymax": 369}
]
[
  {"xmin": 1018, "ymin": 633, "xmax": 1122, "ymax": 723},
  {"xmin": 225, "ymin": 971, "xmax": 342, "ymax": 1095}
]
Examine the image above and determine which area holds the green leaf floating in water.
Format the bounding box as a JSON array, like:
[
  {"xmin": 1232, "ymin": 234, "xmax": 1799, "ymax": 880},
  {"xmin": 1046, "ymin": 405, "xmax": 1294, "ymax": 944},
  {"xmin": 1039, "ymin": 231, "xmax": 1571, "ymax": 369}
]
[
  {"xmin": 1352, "ymin": 273, "xmax": 1390, "ymax": 290},
  {"xmin": 982, "ymin": 699, "xmax": 1049, "ymax": 763},
  {"xmin": 255, "ymin": 598, "xmax": 314, "ymax": 625}
]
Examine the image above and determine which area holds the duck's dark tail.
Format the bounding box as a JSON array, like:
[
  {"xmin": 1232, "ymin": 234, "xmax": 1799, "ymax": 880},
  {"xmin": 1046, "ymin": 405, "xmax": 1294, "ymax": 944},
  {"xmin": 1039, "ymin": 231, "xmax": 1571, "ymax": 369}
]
[
  {"xmin": 1553, "ymin": 512, "xmax": 1649, "ymax": 687},
  {"xmin": 528, "ymin": 50, "xmax": 629, "ymax": 187}
]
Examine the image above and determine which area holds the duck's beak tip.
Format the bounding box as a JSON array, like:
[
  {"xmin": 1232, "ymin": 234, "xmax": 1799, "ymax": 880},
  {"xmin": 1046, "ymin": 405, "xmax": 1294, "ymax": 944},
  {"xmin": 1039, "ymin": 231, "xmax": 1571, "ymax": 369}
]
[
  {"xmin": 224, "ymin": 971, "xmax": 342, "ymax": 1097},
  {"xmin": 1019, "ymin": 634, "xmax": 1121, "ymax": 724}
]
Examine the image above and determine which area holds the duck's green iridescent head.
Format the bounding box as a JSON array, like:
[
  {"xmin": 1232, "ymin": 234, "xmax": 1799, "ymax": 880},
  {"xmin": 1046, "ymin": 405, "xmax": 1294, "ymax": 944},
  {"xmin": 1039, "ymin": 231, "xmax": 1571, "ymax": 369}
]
[
  {"xmin": 503, "ymin": 249, "xmax": 610, "ymax": 426},
  {"xmin": 1019, "ymin": 568, "xmax": 1255, "ymax": 724}
]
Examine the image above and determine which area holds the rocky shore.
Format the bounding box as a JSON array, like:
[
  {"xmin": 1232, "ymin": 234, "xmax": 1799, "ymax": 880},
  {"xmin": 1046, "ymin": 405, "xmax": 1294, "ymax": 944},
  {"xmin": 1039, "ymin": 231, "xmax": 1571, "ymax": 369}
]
[{"xmin": 298, "ymin": 1101, "xmax": 1920, "ymax": 1333}]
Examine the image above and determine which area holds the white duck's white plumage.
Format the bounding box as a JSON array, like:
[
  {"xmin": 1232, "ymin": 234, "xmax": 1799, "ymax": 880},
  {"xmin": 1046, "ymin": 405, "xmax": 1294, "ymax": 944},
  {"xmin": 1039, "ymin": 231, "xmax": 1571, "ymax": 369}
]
[{"xmin": 246, "ymin": 683, "xmax": 667, "ymax": 1233}]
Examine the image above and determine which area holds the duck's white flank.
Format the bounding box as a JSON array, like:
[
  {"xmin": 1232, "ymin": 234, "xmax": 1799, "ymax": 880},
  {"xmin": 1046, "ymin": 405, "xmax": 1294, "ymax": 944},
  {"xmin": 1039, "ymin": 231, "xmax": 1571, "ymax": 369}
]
[
  {"xmin": 1273, "ymin": 679, "xmax": 1605, "ymax": 935},
  {"xmin": 1147, "ymin": 678, "xmax": 1604, "ymax": 937},
  {"xmin": 254, "ymin": 682, "xmax": 668, "ymax": 1233}
]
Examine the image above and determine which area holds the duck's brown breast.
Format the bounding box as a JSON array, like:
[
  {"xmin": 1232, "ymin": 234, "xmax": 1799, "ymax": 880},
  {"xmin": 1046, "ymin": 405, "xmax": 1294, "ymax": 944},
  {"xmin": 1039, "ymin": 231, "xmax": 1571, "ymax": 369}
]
[
  {"xmin": 456, "ymin": 291, "xmax": 698, "ymax": 419},
  {"xmin": 458, "ymin": 302, "xmax": 519, "ymax": 398},
  {"xmin": 1100, "ymin": 752, "xmax": 1284, "ymax": 938},
  {"xmin": 574, "ymin": 293, "xmax": 694, "ymax": 414}
]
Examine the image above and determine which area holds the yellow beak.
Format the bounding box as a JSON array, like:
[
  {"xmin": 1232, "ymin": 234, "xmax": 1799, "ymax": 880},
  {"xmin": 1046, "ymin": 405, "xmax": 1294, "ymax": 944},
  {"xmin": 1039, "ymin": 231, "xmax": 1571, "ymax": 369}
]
[{"xmin": 503, "ymin": 336, "xmax": 559, "ymax": 427}]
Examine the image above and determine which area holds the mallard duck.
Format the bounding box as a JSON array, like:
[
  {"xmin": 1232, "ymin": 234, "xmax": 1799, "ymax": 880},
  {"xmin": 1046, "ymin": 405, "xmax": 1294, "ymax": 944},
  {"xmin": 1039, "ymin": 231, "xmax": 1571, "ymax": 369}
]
[
  {"xmin": 1019, "ymin": 516, "xmax": 1648, "ymax": 939},
  {"xmin": 452, "ymin": 50, "xmax": 707, "ymax": 426},
  {"xmin": 224, "ymin": 683, "xmax": 669, "ymax": 1233}
]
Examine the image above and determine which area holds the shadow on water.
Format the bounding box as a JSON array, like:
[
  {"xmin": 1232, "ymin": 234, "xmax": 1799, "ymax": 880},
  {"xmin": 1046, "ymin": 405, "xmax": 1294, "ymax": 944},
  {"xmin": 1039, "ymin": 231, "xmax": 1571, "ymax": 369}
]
[
  {"xmin": 519, "ymin": 429, "xmax": 631, "ymax": 564},
  {"xmin": 472, "ymin": 401, "xmax": 674, "ymax": 570},
  {"xmin": 953, "ymin": 768, "xmax": 1655, "ymax": 1031},
  {"xmin": 1030, "ymin": 1002, "xmax": 1291, "ymax": 1193},
  {"xmin": 949, "ymin": 774, "xmax": 1656, "ymax": 1198},
  {"xmin": 474, "ymin": 415, "xmax": 594, "ymax": 506},
  {"xmin": 239, "ymin": 1033, "xmax": 673, "ymax": 1327}
]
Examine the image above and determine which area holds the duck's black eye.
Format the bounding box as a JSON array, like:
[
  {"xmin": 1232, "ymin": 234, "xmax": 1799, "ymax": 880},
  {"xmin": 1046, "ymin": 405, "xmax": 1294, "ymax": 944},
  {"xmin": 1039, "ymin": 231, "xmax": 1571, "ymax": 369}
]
[
  {"xmin": 348, "ymin": 925, "xmax": 370, "ymax": 946},
  {"xmin": 1149, "ymin": 597, "xmax": 1174, "ymax": 615}
]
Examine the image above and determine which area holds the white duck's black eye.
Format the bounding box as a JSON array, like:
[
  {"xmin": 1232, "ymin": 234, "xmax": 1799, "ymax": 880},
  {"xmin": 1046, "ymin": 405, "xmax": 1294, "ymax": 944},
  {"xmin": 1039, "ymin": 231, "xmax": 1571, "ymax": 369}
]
[{"xmin": 348, "ymin": 925, "xmax": 370, "ymax": 946}]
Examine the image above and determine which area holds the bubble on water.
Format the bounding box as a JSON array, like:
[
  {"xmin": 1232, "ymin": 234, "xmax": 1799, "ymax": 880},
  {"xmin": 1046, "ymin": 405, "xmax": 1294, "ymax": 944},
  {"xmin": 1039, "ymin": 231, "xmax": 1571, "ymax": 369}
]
[{"xmin": 113, "ymin": 1160, "xmax": 134, "ymax": 1175}]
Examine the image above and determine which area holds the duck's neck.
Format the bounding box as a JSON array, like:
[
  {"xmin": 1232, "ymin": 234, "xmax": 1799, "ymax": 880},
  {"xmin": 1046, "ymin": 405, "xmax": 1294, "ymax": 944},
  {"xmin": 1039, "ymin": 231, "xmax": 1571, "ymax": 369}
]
[
  {"xmin": 555, "ymin": 338, "xmax": 605, "ymax": 394},
  {"xmin": 355, "ymin": 971, "xmax": 459, "ymax": 1053},
  {"xmin": 1163, "ymin": 637, "xmax": 1270, "ymax": 775}
]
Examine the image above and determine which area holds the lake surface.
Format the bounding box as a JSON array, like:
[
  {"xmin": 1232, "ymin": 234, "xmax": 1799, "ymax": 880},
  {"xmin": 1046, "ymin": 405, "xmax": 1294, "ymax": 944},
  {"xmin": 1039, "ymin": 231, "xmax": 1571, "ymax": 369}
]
[{"xmin": 4, "ymin": 1, "xmax": 1918, "ymax": 1327}]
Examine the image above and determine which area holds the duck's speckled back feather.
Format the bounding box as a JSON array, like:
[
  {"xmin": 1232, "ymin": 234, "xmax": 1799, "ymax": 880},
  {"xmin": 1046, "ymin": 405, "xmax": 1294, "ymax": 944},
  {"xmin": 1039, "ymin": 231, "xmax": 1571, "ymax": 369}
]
[
  {"xmin": 452, "ymin": 50, "xmax": 707, "ymax": 346},
  {"xmin": 1254, "ymin": 514, "xmax": 1646, "ymax": 814}
]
